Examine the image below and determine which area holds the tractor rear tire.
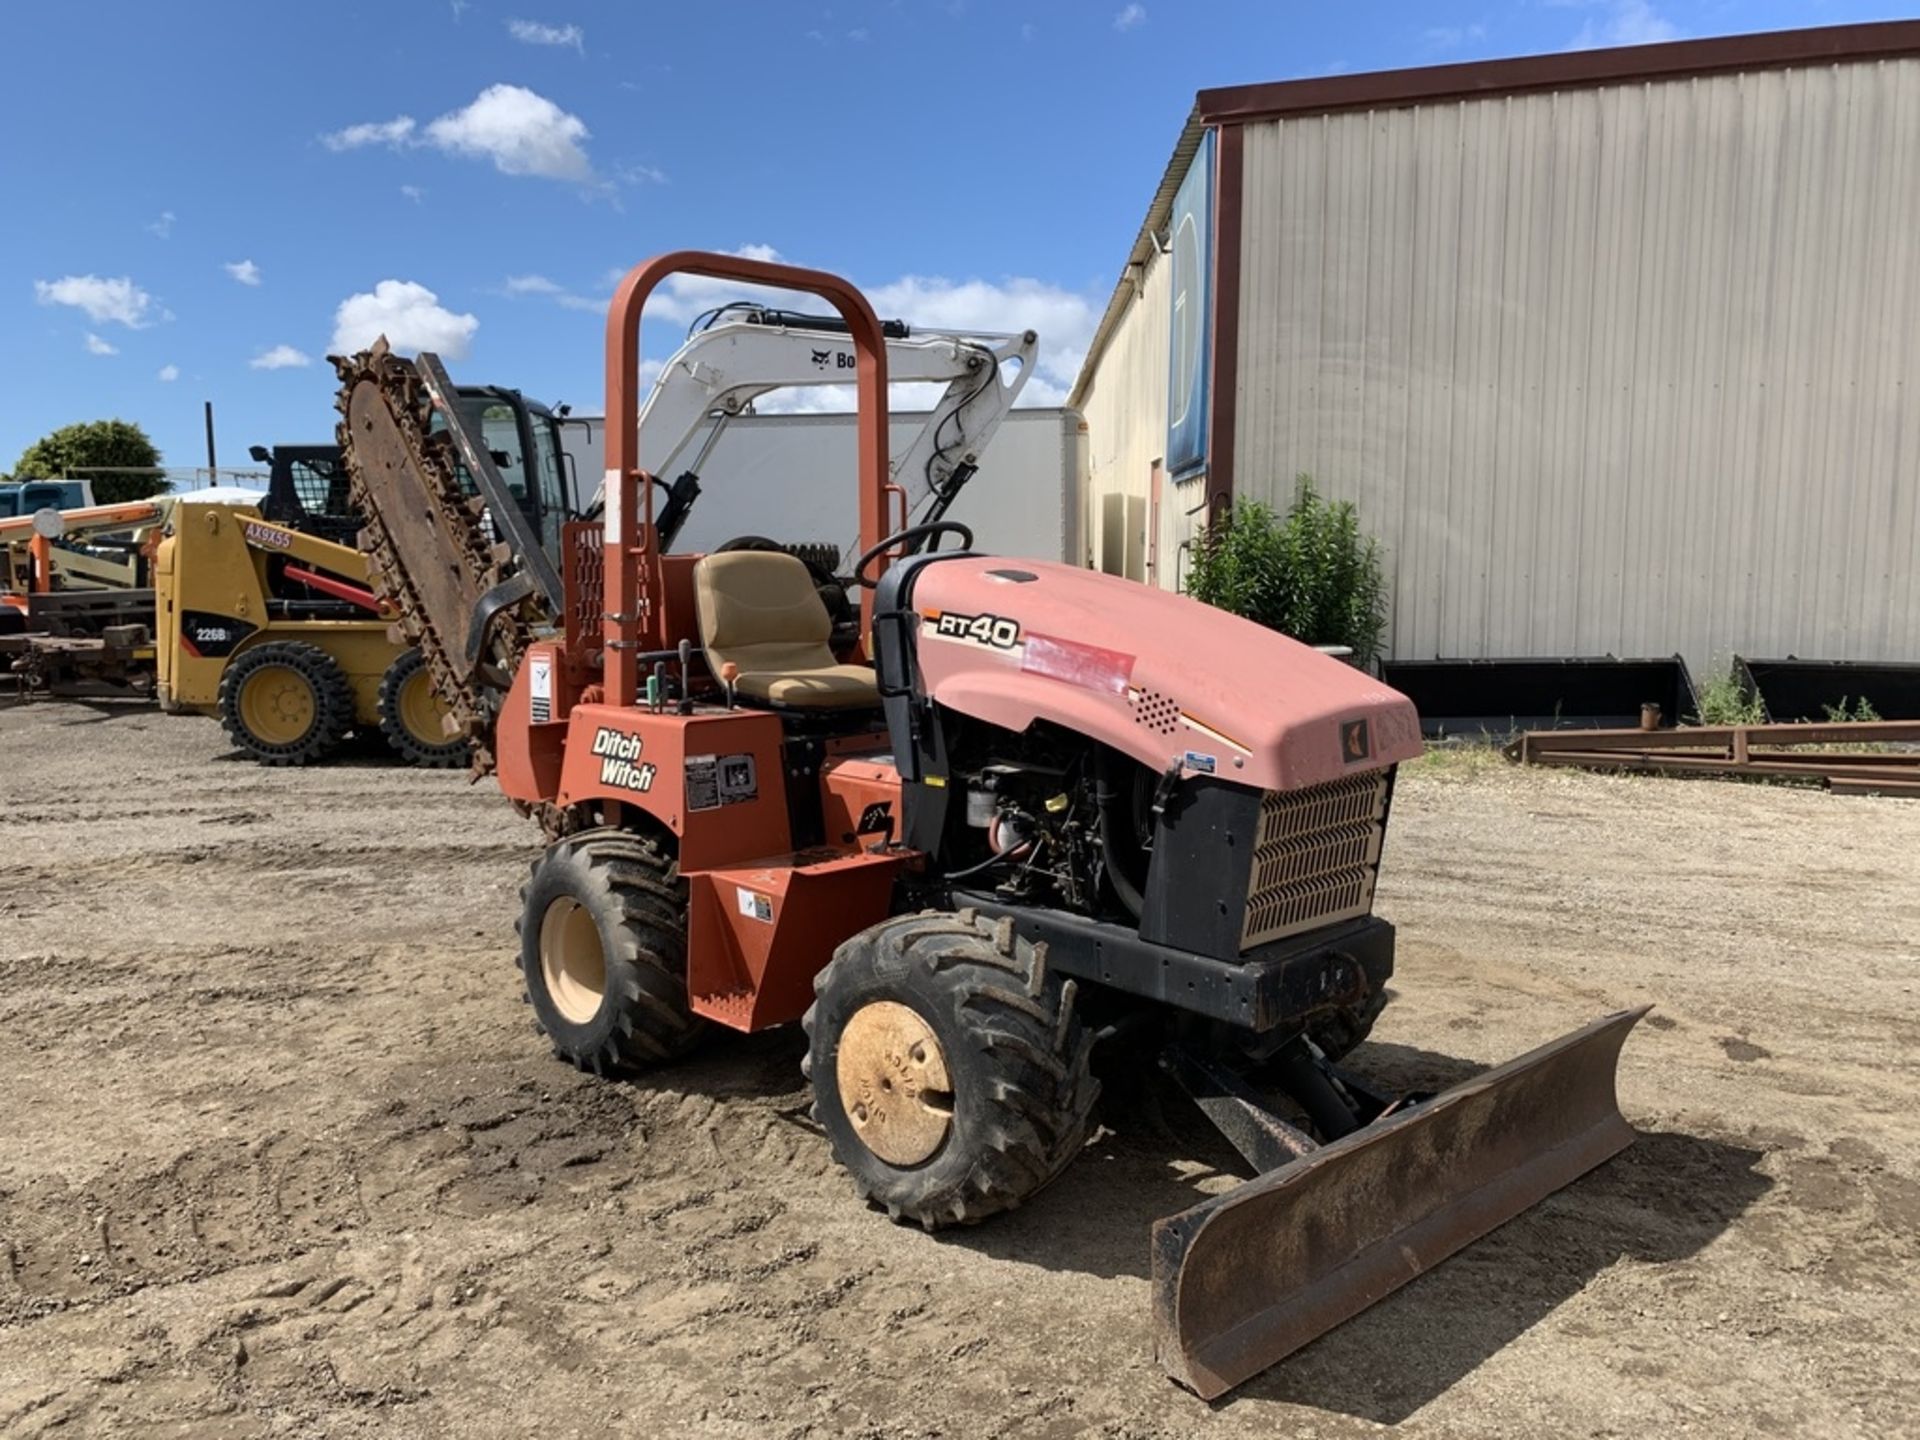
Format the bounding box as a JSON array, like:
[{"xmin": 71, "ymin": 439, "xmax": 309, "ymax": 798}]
[
  {"xmin": 517, "ymin": 829, "xmax": 707, "ymax": 1075},
  {"xmin": 377, "ymin": 648, "xmax": 468, "ymax": 768},
  {"xmin": 218, "ymin": 640, "xmax": 355, "ymax": 766},
  {"xmin": 803, "ymin": 909, "xmax": 1099, "ymax": 1229}
]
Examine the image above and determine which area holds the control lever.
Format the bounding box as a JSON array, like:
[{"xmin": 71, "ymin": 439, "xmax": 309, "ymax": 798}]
[{"xmin": 1152, "ymin": 761, "xmax": 1182, "ymax": 818}]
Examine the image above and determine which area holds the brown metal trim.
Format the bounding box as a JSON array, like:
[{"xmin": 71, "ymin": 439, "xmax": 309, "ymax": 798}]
[
  {"xmin": 1198, "ymin": 21, "xmax": 1920, "ymax": 124},
  {"xmin": 1205, "ymin": 123, "xmax": 1244, "ymax": 521}
]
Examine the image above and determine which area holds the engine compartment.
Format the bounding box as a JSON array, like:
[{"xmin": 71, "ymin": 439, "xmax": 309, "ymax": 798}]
[{"xmin": 935, "ymin": 714, "xmax": 1176, "ymax": 928}]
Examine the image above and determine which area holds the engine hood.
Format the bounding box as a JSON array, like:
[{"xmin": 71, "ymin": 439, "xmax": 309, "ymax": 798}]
[{"xmin": 902, "ymin": 557, "xmax": 1421, "ymax": 792}]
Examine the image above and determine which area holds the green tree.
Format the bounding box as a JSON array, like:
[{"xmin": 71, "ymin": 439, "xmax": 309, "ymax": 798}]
[
  {"xmin": 13, "ymin": 419, "xmax": 167, "ymax": 503},
  {"xmin": 1185, "ymin": 476, "xmax": 1389, "ymax": 663}
]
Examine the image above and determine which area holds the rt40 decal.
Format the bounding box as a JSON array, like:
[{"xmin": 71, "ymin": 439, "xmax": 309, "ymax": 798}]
[{"xmin": 931, "ymin": 611, "xmax": 1021, "ymax": 650}]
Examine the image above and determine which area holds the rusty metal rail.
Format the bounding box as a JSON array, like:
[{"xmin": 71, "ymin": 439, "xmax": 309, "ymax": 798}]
[{"xmin": 1505, "ymin": 721, "xmax": 1920, "ymax": 797}]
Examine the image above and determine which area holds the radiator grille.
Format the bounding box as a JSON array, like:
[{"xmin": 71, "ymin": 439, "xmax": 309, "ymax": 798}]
[{"xmin": 1241, "ymin": 767, "xmax": 1391, "ymax": 949}]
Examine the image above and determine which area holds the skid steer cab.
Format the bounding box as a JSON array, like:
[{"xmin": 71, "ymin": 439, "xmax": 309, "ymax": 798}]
[{"xmin": 337, "ymin": 251, "xmax": 1650, "ymax": 1399}]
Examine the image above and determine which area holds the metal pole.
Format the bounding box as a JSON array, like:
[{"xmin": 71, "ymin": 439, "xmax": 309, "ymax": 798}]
[{"xmin": 204, "ymin": 400, "xmax": 217, "ymax": 485}]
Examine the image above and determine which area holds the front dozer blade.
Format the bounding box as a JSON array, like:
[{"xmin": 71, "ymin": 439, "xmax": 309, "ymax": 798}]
[{"xmin": 1152, "ymin": 1006, "xmax": 1648, "ymax": 1399}]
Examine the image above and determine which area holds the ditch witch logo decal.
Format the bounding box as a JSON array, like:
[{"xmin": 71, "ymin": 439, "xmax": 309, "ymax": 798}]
[{"xmin": 592, "ymin": 727, "xmax": 655, "ymax": 792}]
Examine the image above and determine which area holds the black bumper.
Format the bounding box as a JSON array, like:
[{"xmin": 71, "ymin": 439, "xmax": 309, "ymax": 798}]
[{"xmin": 954, "ymin": 895, "xmax": 1394, "ymax": 1034}]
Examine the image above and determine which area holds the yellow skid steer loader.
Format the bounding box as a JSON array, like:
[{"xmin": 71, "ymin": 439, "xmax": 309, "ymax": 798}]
[{"xmin": 154, "ymin": 488, "xmax": 464, "ymax": 766}]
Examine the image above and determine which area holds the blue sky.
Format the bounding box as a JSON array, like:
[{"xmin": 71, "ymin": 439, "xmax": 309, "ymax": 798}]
[{"xmin": 0, "ymin": 0, "xmax": 1903, "ymax": 476}]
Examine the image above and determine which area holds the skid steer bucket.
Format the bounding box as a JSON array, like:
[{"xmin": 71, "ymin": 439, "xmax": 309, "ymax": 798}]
[{"xmin": 1152, "ymin": 1006, "xmax": 1649, "ymax": 1399}]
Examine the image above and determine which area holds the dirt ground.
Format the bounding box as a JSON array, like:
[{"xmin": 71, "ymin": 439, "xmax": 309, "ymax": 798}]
[{"xmin": 1, "ymin": 699, "xmax": 1916, "ymax": 1440}]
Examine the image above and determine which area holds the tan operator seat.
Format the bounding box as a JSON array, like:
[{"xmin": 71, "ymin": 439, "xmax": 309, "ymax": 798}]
[{"xmin": 692, "ymin": 551, "xmax": 879, "ymax": 709}]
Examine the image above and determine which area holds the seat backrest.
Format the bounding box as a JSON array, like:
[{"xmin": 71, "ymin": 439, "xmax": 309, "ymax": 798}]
[{"xmin": 693, "ymin": 551, "xmax": 832, "ymax": 664}]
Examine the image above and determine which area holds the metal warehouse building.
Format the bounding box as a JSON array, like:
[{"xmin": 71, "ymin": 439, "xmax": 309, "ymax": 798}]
[{"xmin": 1071, "ymin": 22, "xmax": 1920, "ymax": 680}]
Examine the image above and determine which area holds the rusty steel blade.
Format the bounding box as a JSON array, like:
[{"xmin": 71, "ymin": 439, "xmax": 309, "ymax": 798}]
[{"xmin": 1152, "ymin": 1006, "xmax": 1649, "ymax": 1400}]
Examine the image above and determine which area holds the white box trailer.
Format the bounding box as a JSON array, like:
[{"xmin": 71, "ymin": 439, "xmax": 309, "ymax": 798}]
[{"xmin": 558, "ymin": 407, "xmax": 1088, "ymax": 567}]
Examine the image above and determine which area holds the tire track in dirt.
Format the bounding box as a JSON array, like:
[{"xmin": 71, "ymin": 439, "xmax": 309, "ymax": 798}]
[{"xmin": 5, "ymin": 703, "xmax": 1920, "ymax": 1438}]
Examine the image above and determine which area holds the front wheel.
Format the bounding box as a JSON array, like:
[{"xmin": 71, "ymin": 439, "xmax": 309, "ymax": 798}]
[
  {"xmin": 217, "ymin": 640, "xmax": 354, "ymax": 765},
  {"xmin": 516, "ymin": 829, "xmax": 707, "ymax": 1075},
  {"xmin": 803, "ymin": 909, "xmax": 1098, "ymax": 1229}
]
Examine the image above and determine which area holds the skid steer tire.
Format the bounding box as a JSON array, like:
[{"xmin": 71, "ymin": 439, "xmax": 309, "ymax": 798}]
[
  {"xmin": 517, "ymin": 829, "xmax": 707, "ymax": 1075},
  {"xmin": 218, "ymin": 640, "xmax": 355, "ymax": 766},
  {"xmin": 377, "ymin": 648, "xmax": 468, "ymax": 768},
  {"xmin": 803, "ymin": 909, "xmax": 1099, "ymax": 1230}
]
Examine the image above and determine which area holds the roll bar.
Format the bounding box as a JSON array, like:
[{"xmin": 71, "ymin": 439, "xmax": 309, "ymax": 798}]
[{"xmin": 602, "ymin": 251, "xmax": 891, "ymax": 708}]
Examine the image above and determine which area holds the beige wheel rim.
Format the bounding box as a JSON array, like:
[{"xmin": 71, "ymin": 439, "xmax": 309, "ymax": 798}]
[
  {"xmin": 538, "ymin": 897, "xmax": 605, "ymax": 1025},
  {"xmin": 398, "ymin": 665, "xmax": 450, "ymax": 746},
  {"xmin": 835, "ymin": 1000, "xmax": 953, "ymax": 1166},
  {"xmin": 238, "ymin": 663, "xmax": 315, "ymax": 745}
]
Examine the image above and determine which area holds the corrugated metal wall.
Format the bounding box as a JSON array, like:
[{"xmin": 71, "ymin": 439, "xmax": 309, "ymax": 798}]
[
  {"xmin": 1232, "ymin": 59, "xmax": 1920, "ymax": 670},
  {"xmin": 1077, "ymin": 251, "xmax": 1174, "ymax": 582}
]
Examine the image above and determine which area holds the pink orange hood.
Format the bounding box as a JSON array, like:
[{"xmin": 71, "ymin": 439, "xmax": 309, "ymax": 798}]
[{"xmin": 906, "ymin": 558, "xmax": 1421, "ymax": 793}]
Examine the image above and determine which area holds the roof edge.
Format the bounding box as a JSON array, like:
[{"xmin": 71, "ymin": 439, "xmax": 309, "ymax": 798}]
[
  {"xmin": 1198, "ymin": 20, "xmax": 1920, "ymax": 124},
  {"xmin": 1068, "ymin": 107, "xmax": 1205, "ymax": 411}
]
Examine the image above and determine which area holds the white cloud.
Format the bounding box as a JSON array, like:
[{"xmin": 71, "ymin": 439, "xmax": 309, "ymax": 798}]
[
  {"xmin": 146, "ymin": 210, "xmax": 175, "ymax": 239},
  {"xmin": 331, "ymin": 279, "xmax": 480, "ymax": 359},
  {"xmin": 325, "ymin": 86, "xmax": 593, "ymax": 182},
  {"xmin": 251, "ymin": 344, "xmax": 312, "ymax": 370},
  {"xmin": 865, "ymin": 275, "xmax": 1097, "ymax": 404},
  {"xmin": 85, "ymin": 333, "xmax": 119, "ymax": 356},
  {"xmin": 1571, "ymin": 1, "xmax": 1679, "ymax": 49},
  {"xmin": 1426, "ymin": 21, "xmax": 1488, "ymax": 49},
  {"xmin": 508, "ymin": 18, "xmax": 584, "ymax": 52},
  {"xmin": 424, "ymin": 84, "xmax": 593, "ymax": 180},
  {"xmin": 157, "ymin": 364, "xmax": 180, "ymax": 382},
  {"xmin": 1114, "ymin": 4, "xmax": 1146, "ymax": 33},
  {"xmin": 322, "ymin": 116, "xmax": 417, "ymax": 151},
  {"xmin": 503, "ymin": 273, "xmax": 605, "ymax": 312},
  {"xmin": 35, "ymin": 274, "xmax": 156, "ymax": 328},
  {"xmin": 848, "ymin": 27, "xmax": 869, "ymax": 42},
  {"xmin": 225, "ymin": 259, "xmax": 262, "ymax": 286},
  {"xmin": 400, "ymin": 184, "xmax": 425, "ymax": 203}
]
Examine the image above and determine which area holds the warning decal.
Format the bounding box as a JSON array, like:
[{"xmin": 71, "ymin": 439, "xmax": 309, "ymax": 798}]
[{"xmin": 687, "ymin": 751, "xmax": 759, "ymax": 811}]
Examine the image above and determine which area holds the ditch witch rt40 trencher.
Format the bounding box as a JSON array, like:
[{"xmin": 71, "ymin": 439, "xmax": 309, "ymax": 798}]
[{"xmin": 334, "ymin": 250, "xmax": 1648, "ymax": 1398}]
